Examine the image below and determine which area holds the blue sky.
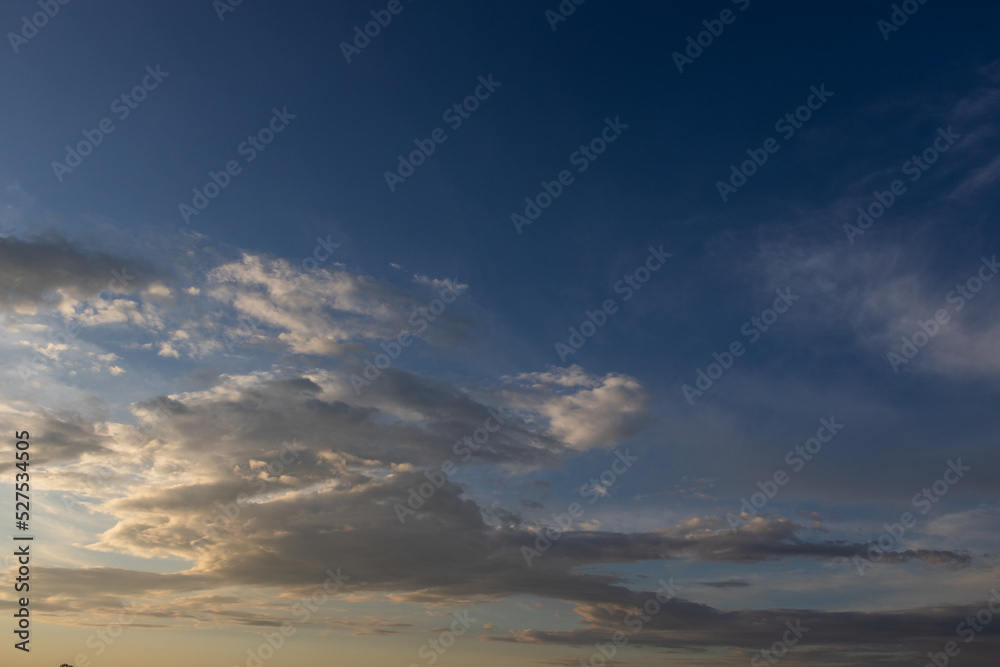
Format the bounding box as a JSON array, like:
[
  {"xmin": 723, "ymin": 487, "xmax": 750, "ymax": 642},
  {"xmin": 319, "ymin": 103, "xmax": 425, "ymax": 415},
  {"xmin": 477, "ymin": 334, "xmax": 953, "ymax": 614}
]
[{"xmin": 1, "ymin": 1, "xmax": 1000, "ymax": 666}]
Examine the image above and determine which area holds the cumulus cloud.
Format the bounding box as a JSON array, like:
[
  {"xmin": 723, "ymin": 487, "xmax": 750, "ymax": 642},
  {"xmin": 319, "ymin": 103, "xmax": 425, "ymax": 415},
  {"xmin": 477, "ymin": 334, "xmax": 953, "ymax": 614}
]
[
  {"xmin": 498, "ymin": 366, "xmax": 650, "ymax": 451},
  {"xmin": 24, "ymin": 372, "xmax": 963, "ymax": 625},
  {"xmin": 3, "ymin": 225, "xmax": 996, "ymax": 666}
]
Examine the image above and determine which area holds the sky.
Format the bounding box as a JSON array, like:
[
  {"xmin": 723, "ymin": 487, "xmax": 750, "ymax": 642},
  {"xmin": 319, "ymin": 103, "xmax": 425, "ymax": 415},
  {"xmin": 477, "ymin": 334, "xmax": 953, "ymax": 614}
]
[{"xmin": 1, "ymin": 1, "xmax": 1000, "ymax": 666}]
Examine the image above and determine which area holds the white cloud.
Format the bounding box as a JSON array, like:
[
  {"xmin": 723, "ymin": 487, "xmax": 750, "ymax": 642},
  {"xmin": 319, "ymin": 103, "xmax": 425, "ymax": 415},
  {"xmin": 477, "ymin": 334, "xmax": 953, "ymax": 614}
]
[{"xmin": 500, "ymin": 366, "xmax": 649, "ymax": 451}]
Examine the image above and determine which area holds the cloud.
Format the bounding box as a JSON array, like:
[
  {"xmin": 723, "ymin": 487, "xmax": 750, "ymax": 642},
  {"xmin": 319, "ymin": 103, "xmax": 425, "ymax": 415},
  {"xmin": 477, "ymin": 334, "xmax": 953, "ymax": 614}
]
[
  {"xmin": 744, "ymin": 231, "xmax": 1000, "ymax": 381},
  {"xmin": 3, "ymin": 213, "xmax": 996, "ymax": 666},
  {"xmin": 0, "ymin": 235, "xmax": 154, "ymax": 314},
  {"xmin": 11, "ymin": 365, "xmax": 961, "ymax": 621},
  {"xmin": 204, "ymin": 253, "xmax": 472, "ymax": 358},
  {"xmin": 498, "ymin": 366, "xmax": 651, "ymax": 451},
  {"xmin": 485, "ymin": 596, "xmax": 1000, "ymax": 665},
  {"xmin": 701, "ymin": 580, "xmax": 751, "ymax": 588},
  {"xmin": 0, "ymin": 408, "xmax": 114, "ymax": 470}
]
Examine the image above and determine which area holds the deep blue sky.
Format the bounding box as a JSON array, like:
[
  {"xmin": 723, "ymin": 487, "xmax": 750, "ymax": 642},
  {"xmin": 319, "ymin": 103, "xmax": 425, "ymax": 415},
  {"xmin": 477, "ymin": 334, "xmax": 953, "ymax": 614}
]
[{"xmin": 3, "ymin": 1, "xmax": 998, "ymax": 386}]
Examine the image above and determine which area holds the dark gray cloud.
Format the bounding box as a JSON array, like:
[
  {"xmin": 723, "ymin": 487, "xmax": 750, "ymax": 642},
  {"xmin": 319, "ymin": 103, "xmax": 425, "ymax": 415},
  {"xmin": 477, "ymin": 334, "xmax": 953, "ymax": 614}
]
[
  {"xmin": 485, "ymin": 599, "xmax": 1000, "ymax": 666},
  {"xmin": 0, "ymin": 410, "xmax": 113, "ymax": 470},
  {"xmin": 127, "ymin": 370, "xmax": 573, "ymax": 473},
  {"xmin": 700, "ymin": 580, "xmax": 751, "ymax": 588},
  {"xmin": 0, "ymin": 235, "xmax": 156, "ymax": 310}
]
